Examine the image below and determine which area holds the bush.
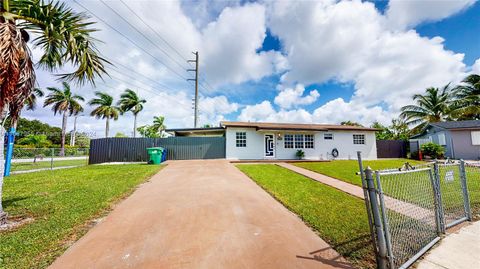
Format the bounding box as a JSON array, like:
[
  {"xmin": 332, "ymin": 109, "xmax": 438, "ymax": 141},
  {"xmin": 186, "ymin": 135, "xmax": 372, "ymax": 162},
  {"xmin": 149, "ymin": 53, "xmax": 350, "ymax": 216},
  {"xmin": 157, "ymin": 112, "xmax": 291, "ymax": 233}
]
[
  {"xmin": 296, "ymin": 149, "xmax": 305, "ymax": 159},
  {"xmin": 420, "ymin": 142, "xmax": 445, "ymax": 159}
]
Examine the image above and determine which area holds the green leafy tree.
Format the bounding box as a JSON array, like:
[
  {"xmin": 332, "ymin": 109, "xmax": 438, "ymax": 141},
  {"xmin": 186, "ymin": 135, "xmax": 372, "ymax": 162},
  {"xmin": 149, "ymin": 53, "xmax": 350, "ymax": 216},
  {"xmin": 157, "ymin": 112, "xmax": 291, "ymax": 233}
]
[
  {"xmin": 371, "ymin": 122, "xmax": 391, "ymax": 140},
  {"xmin": 89, "ymin": 92, "xmax": 120, "ymax": 138},
  {"xmin": 451, "ymin": 74, "xmax": 480, "ymax": 120},
  {"xmin": 400, "ymin": 85, "xmax": 451, "ymax": 132},
  {"xmin": 43, "ymin": 82, "xmax": 84, "ymax": 156},
  {"xmin": 118, "ymin": 89, "xmax": 146, "ymax": 138},
  {"xmin": 17, "ymin": 134, "xmax": 51, "ymax": 147},
  {"xmin": 137, "ymin": 125, "xmax": 161, "ymax": 138},
  {"xmin": 340, "ymin": 121, "xmax": 363, "ymax": 127},
  {"xmin": 14, "ymin": 117, "xmax": 62, "ymax": 145},
  {"xmin": 152, "ymin": 116, "xmax": 166, "ymax": 137},
  {"xmin": 0, "ymin": 0, "xmax": 108, "ymax": 223},
  {"xmin": 114, "ymin": 132, "xmax": 127, "ymax": 138}
]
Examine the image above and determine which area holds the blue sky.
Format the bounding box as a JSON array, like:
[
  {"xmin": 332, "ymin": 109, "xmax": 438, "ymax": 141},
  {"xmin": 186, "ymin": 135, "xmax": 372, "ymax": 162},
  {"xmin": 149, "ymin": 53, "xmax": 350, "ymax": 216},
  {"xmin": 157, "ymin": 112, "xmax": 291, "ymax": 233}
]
[{"xmin": 27, "ymin": 0, "xmax": 480, "ymax": 137}]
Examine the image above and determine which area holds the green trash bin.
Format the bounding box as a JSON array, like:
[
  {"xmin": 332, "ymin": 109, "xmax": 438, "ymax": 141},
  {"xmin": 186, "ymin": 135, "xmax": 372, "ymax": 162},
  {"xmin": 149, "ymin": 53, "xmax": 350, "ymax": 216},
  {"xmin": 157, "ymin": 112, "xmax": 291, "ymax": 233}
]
[{"xmin": 147, "ymin": 147, "xmax": 164, "ymax": 164}]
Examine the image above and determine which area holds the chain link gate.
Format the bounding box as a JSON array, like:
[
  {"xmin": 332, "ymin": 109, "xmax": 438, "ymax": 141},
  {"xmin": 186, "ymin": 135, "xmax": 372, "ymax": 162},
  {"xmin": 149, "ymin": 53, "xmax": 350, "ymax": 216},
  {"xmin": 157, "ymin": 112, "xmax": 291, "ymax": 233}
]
[{"xmin": 357, "ymin": 152, "xmax": 473, "ymax": 269}]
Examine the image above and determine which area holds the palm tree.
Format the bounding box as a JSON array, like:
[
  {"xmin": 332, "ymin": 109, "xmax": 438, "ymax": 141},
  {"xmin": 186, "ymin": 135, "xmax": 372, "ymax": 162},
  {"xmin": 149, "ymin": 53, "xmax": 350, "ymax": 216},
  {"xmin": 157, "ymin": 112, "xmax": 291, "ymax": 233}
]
[
  {"xmin": 152, "ymin": 116, "xmax": 166, "ymax": 137},
  {"xmin": 1, "ymin": 0, "xmax": 107, "ymax": 224},
  {"xmin": 89, "ymin": 92, "xmax": 120, "ymax": 137},
  {"xmin": 118, "ymin": 89, "xmax": 146, "ymax": 138},
  {"xmin": 44, "ymin": 82, "xmax": 84, "ymax": 156},
  {"xmin": 400, "ymin": 85, "xmax": 452, "ymax": 131},
  {"xmin": 451, "ymin": 74, "xmax": 480, "ymax": 120}
]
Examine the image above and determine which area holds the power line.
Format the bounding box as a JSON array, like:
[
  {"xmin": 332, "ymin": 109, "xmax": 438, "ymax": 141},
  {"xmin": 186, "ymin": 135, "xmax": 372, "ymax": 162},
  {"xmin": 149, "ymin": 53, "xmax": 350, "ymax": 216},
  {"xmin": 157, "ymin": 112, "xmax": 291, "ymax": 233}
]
[
  {"xmin": 73, "ymin": 0, "xmax": 190, "ymax": 84},
  {"xmin": 99, "ymin": 0, "xmax": 190, "ymax": 74},
  {"xmin": 107, "ymin": 67, "xmax": 176, "ymax": 94},
  {"xmin": 118, "ymin": 0, "xmax": 191, "ymax": 64},
  {"xmin": 109, "ymin": 59, "xmax": 177, "ymax": 92}
]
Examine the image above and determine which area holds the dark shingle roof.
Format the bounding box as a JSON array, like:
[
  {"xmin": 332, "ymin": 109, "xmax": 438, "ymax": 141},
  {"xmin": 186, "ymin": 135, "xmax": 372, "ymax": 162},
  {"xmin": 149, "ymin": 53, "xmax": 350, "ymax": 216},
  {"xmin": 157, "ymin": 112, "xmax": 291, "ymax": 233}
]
[{"xmin": 431, "ymin": 120, "xmax": 480, "ymax": 130}]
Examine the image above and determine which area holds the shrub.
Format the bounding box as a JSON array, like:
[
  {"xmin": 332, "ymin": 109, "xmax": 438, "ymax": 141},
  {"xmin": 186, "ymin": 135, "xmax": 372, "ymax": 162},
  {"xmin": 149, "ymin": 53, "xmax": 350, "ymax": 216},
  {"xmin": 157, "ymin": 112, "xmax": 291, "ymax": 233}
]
[
  {"xmin": 296, "ymin": 150, "xmax": 305, "ymax": 159},
  {"xmin": 420, "ymin": 142, "xmax": 445, "ymax": 159}
]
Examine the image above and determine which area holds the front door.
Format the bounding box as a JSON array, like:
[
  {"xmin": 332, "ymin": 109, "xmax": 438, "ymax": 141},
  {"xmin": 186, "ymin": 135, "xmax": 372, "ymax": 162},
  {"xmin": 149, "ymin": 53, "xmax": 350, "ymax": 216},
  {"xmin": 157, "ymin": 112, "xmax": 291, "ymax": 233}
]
[{"xmin": 264, "ymin": 134, "xmax": 275, "ymax": 158}]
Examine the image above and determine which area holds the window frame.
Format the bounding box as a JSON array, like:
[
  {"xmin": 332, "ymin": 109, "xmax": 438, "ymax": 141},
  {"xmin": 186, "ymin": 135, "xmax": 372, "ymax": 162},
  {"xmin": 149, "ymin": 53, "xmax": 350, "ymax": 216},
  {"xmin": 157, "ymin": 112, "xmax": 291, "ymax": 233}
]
[
  {"xmin": 235, "ymin": 132, "xmax": 247, "ymax": 147},
  {"xmin": 324, "ymin": 133, "xmax": 334, "ymax": 140},
  {"xmin": 353, "ymin": 134, "xmax": 366, "ymax": 145},
  {"xmin": 294, "ymin": 134, "xmax": 305, "ymax": 149},
  {"xmin": 284, "ymin": 134, "xmax": 294, "ymax": 148},
  {"xmin": 305, "ymin": 134, "xmax": 314, "ymax": 148}
]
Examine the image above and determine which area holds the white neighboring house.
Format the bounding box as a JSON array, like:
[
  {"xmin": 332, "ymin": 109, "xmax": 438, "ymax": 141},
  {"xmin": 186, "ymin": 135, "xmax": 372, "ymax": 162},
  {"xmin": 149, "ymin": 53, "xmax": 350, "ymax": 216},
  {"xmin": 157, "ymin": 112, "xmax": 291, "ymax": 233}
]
[
  {"xmin": 222, "ymin": 121, "xmax": 378, "ymax": 160},
  {"xmin": 167, "ymin": 121, "xmax": 378, "ymax": 160}
]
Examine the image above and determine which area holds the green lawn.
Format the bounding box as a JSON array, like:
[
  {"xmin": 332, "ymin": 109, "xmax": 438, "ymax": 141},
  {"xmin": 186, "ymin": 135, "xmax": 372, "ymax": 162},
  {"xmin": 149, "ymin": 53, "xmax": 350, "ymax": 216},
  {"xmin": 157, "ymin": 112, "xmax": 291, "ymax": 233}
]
[
  {"xmin": 295, "ymin": 160, "xmax": 480, "ymax": 219},
  {"xmin": 11, "ymin": 159, "xmax": 88, "ymax": 172},
  {"xmin": 295, "ymin": 159, "xmax": 426, "ymax": 187},
  {"xmin": 237, "ymin": 164, "xmax": 375, "ymax": 268},
  {"xmin": 0, "ymin": 164, "xmax": 162, "ymax": 269}
]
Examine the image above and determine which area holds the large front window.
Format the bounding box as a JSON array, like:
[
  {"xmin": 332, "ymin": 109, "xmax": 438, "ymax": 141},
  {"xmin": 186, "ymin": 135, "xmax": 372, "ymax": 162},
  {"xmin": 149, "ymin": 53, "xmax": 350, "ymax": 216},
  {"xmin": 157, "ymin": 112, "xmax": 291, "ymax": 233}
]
[
  {"xmin": 284, "ymin": 134, "xmax": 314, "ymax": 148},
  {"xmin": 353, "ymin": 134, "xmax": 365, "ymax": 145}
]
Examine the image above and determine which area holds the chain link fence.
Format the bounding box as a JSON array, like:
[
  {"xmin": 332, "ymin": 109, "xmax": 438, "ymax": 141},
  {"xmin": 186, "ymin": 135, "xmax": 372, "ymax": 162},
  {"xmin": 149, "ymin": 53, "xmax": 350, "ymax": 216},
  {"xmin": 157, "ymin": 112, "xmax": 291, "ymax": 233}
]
[
  {"xmin": 10, "ymin": 148, "xmax": 89, "ymax": 174},
  {"xmin": 358, "ymin": 154, "xmax": 476, "ymax": 269}
]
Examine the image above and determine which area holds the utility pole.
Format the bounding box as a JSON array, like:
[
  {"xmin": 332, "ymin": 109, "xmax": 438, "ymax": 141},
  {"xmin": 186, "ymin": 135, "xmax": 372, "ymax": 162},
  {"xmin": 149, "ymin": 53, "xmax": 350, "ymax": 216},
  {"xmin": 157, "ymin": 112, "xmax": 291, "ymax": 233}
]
[{"xmin": 187, "ymin": 51, "xmax": 199, "ymax": 128}]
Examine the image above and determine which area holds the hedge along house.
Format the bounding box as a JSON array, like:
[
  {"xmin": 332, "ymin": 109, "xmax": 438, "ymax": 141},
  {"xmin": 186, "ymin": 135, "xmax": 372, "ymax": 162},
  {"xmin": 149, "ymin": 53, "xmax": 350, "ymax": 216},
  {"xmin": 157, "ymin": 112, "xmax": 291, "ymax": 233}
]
[
  {"xmin": 167, "ymin": 121, "xmax": 378, "ymax": 160},
  {"xmin": 410, "ymin": 120, "xmax": 480, "ymax": 160}
]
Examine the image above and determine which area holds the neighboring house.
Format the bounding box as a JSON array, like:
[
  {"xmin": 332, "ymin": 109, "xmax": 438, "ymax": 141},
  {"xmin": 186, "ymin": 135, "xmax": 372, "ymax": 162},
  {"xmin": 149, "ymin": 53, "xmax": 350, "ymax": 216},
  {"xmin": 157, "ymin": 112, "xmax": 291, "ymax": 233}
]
[
  {"xmin": 410, "ymin": 120, "xmax": 480, "ymax": 160},
  {"xmin": 167, "ymin": 121, "xmax": 378, "ymax": 160}
]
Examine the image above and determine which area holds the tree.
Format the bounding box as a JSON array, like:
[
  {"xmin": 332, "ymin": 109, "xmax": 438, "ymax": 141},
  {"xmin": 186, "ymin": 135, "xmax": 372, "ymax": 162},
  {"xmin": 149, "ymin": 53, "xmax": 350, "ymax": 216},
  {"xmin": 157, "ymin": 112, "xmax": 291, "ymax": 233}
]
[
  {"xmin": 340, "ymin": 121, "xmax": 363, "ymax": 127},
  {"xmin": 400, "ymin": 85, "xmax": 451, "ymax": 132},
  {"xmin": 17, "ymin": 134, "xmax": 51, "ymax": 148},
  {"xmin": 137, "ymin": 125, "xmax": 161, "ymax": 138},
  {"xmin": 89, "ymin": 92, "xmax": 120, "ymax": 138},
  {"xmin": 0, "ymin": 0, "xmax": 107, "ymax": 224},
  {"xmin": 13, "ymin": 117, "xmax": 62, "ymax": 145},
  {"xmin": 114, "ymin": 132, "xmax": 127, "ymax": 138},
  {"xmin": 152, "ymin": 116, "xmax": 166, "ymax": 137},
  {"xmin": 118, "ymin": 89, "xmax": 146, "ymax": 138},
  {"xmin": 43, "ymin": 82, "xmax": 84, "ymax": 156},
  {"xmin": 371, "ymin": 118, "xmax": 411, "ymax": 140},
  {"xmin": 451, "ymin": 74, "xmax": 480, "ymax": 120}
]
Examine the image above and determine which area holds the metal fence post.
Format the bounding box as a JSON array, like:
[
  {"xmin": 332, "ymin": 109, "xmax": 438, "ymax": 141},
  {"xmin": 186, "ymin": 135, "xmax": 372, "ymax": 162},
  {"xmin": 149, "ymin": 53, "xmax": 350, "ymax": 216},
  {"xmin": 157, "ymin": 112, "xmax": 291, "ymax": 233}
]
[
  {"xmin": 375, "ymin": 171, "xmax": 394, "ymax": 269},
  {"xmin": 356, "ymin": 152, "xmax": 379, "ymax": 261},
  {"xmin": 433, "ymin": 161, "xmax": 446, "ymax": 234},
  {"xmin": 428, "ymin": 169, "xmax": 443, "ymax": 235},
  {"xmin": 459, "ymin": 160, "xmax": 472, "ymax": 221},
  {"xmin": 365, "ymin": 167, "xmax": 388, "ymax": 269},
  {"xmin": 50, "ymin": 148, "xmax": 54, "ymax": 170}
]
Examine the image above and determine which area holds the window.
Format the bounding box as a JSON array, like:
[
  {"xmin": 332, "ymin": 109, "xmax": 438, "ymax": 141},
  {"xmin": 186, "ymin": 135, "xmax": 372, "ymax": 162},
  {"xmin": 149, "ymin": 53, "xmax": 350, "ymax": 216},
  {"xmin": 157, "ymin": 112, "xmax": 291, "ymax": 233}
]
[
  {"xmin": 284, "ymin": 134, "xmax": 294, "ymax": 148},
  {"xmin": 438, "ymin": 133, "xmax": 446, "ymax": 146},
  {"xmin": 353, "ymin": 134, "xmax": 365, "ymax": 145},
  {"xmin": 472, "ymin": 131, "xmax": 480, "ymax": 145},
  {"xmin": 324, "ymin": 133, "xmax": 334, "ymax": 140},
  {"xmin": 294, "ymin": 134, "xmax": 304, "ymax": 148},
  {"xmin": 236, "ymin": 132, "xmax": 246, "ymax": 147},
  {"xmin": 305, "ymin": 134, "xmax": 314, "ymax": 148}
]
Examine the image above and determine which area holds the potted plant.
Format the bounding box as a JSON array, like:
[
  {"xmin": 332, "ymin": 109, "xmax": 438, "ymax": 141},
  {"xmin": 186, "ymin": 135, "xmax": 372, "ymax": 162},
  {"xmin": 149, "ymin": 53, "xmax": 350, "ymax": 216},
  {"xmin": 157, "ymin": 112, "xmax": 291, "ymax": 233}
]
[{"xmin": 296, "ymin": 149, "xmax": 305, "ymax": 160}]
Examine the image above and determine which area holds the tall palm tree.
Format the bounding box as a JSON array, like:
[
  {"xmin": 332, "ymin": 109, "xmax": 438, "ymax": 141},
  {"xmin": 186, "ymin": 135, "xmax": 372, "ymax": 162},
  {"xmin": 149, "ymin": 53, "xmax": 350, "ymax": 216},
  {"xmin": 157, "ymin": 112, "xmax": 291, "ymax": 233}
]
[
  {"xmin": 1, "ymin": 0, "xmax": 107, "ymax": 224},
  {"xmin": 451, "ymin": 74, "xmax": 480, "ymax": 120},
  {"xmin": 118, "ymin": 89, "xmax": 146, "ymax": 138},
  {"xmin": 400, "ymin": 85, "xmax": 451, "ymax": 131},
  {"xmin": 44, "ymin": 82, "xmax": 84, "ymax": 156},
  {"xmin": 152, "ymin": 115, "xmax": 166, "ymax": 137},
  {"xmin": 89, "ymin": 91, "xmax": 120, "ymax": 138}
]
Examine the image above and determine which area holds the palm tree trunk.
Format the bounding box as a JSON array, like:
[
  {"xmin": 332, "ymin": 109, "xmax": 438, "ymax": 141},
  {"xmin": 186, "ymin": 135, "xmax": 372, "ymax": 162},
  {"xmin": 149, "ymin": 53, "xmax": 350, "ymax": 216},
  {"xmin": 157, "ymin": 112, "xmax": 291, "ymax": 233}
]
[
  {"xmin": 60, "ymin": 112, "xmax": 68, "ymax": 156},
  {"xmin": 133, "ymin": 114, "xmax": 137, "ymax": 138},
  {"xmin": 70, "ymin": 115, "xmax": 78, "ymax": 146},
  {"xmin": 105, "ymin": 117, "xmax": 110, "ymax": 138}
]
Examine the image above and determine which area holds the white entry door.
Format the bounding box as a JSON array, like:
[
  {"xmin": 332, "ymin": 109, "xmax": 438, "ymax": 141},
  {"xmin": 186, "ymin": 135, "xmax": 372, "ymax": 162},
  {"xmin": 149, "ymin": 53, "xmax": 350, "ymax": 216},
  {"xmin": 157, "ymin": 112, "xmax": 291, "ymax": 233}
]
[{"xmin": 264, "ymin": 134, "xmax": 275, "ymax": 158}]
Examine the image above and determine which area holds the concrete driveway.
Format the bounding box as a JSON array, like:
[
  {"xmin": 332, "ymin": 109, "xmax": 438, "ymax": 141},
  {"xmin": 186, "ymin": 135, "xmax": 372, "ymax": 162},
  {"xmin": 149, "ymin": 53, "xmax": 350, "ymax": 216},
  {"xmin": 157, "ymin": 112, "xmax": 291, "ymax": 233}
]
[{"xmin": 50, "ymin": 160, "xmax": 350, "ymax": 269}]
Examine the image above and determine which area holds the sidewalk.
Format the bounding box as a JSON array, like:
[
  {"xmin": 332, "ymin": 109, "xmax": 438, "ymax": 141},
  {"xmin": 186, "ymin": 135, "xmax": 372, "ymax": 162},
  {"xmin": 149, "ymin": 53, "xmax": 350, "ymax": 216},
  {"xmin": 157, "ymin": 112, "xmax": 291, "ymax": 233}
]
[
  {"xmin": 49, "ymin": 160, "xmax": 350, "ymax": 269},
  {"xmin": 417, "ymin": 221, "xmax": 480, "ymax": 269}
]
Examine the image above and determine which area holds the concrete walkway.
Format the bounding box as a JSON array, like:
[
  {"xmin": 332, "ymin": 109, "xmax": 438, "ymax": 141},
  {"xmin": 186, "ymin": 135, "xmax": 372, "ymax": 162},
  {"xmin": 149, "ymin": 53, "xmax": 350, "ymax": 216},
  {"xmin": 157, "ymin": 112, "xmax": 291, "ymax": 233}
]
[
  {"xmin": 277, "ymin": 163, "xmax": 435, "ymax": 221},
  {"xmin": 417, "ymin": 221, "xmax": 480, "ymax": 269},
  {"xmin": 50, "ymin": 160, "xmax": 351, "ymax": 269}
]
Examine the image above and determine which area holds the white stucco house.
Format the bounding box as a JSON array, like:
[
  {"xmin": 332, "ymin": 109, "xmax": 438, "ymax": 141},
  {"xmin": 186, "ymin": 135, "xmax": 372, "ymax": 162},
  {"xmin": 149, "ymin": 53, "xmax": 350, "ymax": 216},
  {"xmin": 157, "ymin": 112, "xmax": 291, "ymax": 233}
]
[{"xmin": 167, "ymin": 121, "xmax": 378, "ymax": 160}]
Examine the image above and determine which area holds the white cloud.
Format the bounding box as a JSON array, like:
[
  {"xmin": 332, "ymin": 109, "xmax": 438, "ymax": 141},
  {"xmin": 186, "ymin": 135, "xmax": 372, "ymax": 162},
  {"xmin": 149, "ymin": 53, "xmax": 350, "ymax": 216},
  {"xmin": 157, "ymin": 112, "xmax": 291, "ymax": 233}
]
[
  {"xmin": 268, "ymin": 0, "xmax": 468, "ymax": 117},
  {"xmin": 472, "ymin": 59, "xmax": 480, "ymax": 74},
  {"xmin": 237, "ymin": 98, "xmax": 391, "ymax": 126},
  {"xmin": 386, "ymin": 0, "xmax": 476, "ymax": 30},
  {"xmin": 200, "ymin": 3, "xmax": 285, "ymax": 87},
  {"xmin": 274, "ymin": 84, "xmax": 320, "ymax": 109}
]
